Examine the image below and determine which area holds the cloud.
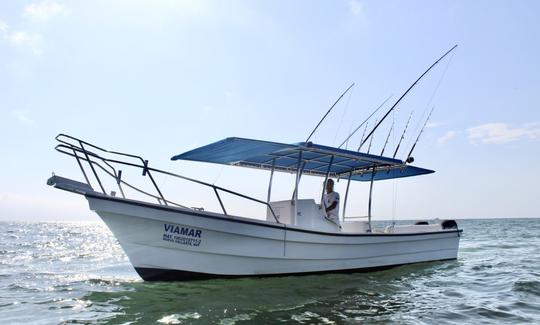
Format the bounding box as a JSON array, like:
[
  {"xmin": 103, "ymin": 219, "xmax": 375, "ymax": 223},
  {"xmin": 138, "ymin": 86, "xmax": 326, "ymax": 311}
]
[
  {"xmin": 199, "ymin": 105, "xmax": 216, "ymax": 119},
  {"xmin": 0, "ymin": 20, "xmax": 7, "ymax": 35},
  {"xmin": 9, "ymin": 31, "xmax": 31, "ymax": 45},
  {"xmin": 23, "ymin": 1, "xmax": 66, "ymax": 21},
  {"xmin": 202, "ymin": 105, "xmax": 214, "ymax": 113},
  {"xmin": 426, "ymin": 121, "xmax": 441, "ymax": 129},
  {"xmin": 349, "ymin": 0, "xmax": 363, "ymax": 16},
  {"xmin": 0, "ymin": 1, "xmax": 66, "ymax": 55},
  {"xmin": 11, "ymin": 110, "xmax": 35, "ymax": 126},
  {"xmin": 467, "ymin": 122, "xmax": 540, "ymax": 144},
  {"xmin": 437, "ymin": 130, "xmax": 457, "ymax": 144},
  {"xmin": 0, "ymin": 20, "xmax": 43, "ymax": 55}
]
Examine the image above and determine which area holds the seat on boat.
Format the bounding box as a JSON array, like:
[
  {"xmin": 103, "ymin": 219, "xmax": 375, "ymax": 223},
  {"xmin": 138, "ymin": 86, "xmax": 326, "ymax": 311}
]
[
  {"xmin": 341, "ymin": 220, "xmax": 370, "ymax": 233},
  {"xmin": 266, "ymin": 199, "xmax": 339, "ymax": 232}
]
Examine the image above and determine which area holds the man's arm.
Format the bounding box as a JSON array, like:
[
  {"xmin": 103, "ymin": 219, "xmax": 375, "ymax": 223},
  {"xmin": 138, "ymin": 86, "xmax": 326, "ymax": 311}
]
[{"xmin": 325, "ymin": 202, "xmax": 337, "ymax": 213}]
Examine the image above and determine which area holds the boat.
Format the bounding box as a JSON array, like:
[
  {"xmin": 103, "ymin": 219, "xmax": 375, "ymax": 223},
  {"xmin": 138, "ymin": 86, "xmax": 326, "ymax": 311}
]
[
  {"xmin": 47, "ymin": 134, "xmax": 461, "ymax": 281},
  {"xmin": 47, "ymin": 46, "xmax": 461, "ymax": 281}
]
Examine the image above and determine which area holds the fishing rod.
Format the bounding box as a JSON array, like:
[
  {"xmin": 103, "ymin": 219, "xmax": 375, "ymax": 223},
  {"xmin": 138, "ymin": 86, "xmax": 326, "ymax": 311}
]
[
  {"xmin": 357, "ymin": 121, "xmax": 369, "ymax": 151},
  {"xmin": 366, "ymin": 118, "xmax": 377, "ymax": 154},
  {"xmin": 305, "ymin": 83, "xmax": 355, "ymax": 143},
  {"xmin": 359, "ymin": 45, "xmax": 458, "ymax": 149},
  {"xmin": 337, "ymin": 94, "xmax": 393, "ymax": 149},
  {"xmin": 380, "ymin": 122, "xmax": 394, "ymax": 156},
  {"xmin": 406, "ymin": 106, "xmax": 436, "ymax": 163},
  {"xmin": 393, "ymin": 111, "xmax": 413, "ymax": 158}
]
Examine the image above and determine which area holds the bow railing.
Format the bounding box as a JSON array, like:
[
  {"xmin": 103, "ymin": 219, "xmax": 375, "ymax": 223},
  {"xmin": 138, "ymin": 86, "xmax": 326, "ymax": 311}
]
[{"xmin": 54, "ymin": 134, "xmax": 280, "ymax": 223}]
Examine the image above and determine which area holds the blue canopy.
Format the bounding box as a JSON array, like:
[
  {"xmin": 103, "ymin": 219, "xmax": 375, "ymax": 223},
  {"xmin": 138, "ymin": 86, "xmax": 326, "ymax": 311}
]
[{"xmin": 171, "ymin": 137, "xmax": 434, "ymax": 182}]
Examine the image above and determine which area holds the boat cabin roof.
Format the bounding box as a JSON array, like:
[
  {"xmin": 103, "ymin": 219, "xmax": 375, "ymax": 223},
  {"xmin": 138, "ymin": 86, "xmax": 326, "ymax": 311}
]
[{"xmin": 171, "ymin": 137, "xmax": 434, "ymax": 182}]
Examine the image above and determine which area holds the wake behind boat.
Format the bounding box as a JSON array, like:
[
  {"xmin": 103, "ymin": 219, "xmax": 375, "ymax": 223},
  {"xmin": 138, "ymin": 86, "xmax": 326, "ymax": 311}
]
[{"xmin": 47, "ymin": 46, "xmax": 461, "ymax": 281}]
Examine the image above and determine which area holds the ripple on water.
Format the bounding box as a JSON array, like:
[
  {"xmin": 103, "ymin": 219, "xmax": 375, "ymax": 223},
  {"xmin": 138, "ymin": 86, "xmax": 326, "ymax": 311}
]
[
  {"xmin": 513, "ymin": 280, "xmax": 540, "ymax": 296},
  {"xmin": 1, "ymin": 219, "xmax": 540, "ymax": 324},
  {"xmin": 156, "ymin": 312, "xmax": 202, "ymax": 324},
  {"xmin": 473, "ymin": 306, "xmax": 533, "ymax": 323},
  {"xmin": 471, "ymin": 264, "xmax": 493, "ymax": 271}
]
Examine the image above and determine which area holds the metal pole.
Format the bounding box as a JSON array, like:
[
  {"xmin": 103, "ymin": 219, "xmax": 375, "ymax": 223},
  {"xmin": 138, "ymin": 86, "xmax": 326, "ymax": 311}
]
[
  {"xmin": 367, "ymin": 167, "xmax": 376, "ymax": 232},
  {"xmin": 214, "ymin": 188, "xmax": 227, "ymax": 215},
  {"xmin": 146, "ymin": 170, "xmax": 168, "ymax": 206},
  {"xmin": 73, "ymin": 149, "xmax": 90, "ymax": 186},
  {"xmin": 342, "ymin": 171, "xmax": 353, "ymax": 221},
  {"xmin": 292, "ymin": 150, "xmax": 304, "ymax": 204},
  {"xmin": 320, "ymin": 155, "xmax": 334, "ymax": 209},
  {"xmin": 267, "ymin": 158, "xmax": 276, "ymax": 203},
  {"xmin": 292, "ymin": 151, "xmax": 304, "ymax": 220},
  {"xmin": 116, "ymin": 170, "xmax": 126, "ymax": 199},
  {"xmin": 80, "ymin": 142, "xmax": 106, "ymax": 194}
]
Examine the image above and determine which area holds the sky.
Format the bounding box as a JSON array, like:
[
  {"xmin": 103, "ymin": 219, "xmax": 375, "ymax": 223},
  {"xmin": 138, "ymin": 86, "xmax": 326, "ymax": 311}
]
[{"xmin": 0, "ymin": 0, "xmax": 539, "ymax": 222}]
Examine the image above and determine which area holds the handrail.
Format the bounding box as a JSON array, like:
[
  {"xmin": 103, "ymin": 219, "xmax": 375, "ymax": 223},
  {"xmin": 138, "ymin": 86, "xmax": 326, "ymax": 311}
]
[
  {"xmin": 56, "ymin": 145, "xmax": 188, "ymax": 208},
  {"xmin": 56, "ymin": 134, "xmax": 146, "ymax": 164},
  {"xmin": 54, "ymin": 135, "xmax": 281, "ymax": 224}
]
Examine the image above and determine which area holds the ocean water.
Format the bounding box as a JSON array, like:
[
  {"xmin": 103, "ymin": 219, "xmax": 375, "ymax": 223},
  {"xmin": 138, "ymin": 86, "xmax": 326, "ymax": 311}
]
[{"xmin": 0, "ymin": 219, "xmax": 539, "ymax": 324}]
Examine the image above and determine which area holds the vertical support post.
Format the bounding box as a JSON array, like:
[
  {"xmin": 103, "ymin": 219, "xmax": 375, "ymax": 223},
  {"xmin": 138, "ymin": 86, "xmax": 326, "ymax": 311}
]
[
  {"xmin": 292, "ymin": 150, "xmax": 304, "ymax": 219},
  {"xmin": 140, "ymin": 160, "xmax": 168, "ymax": 206},
  {"xmin": 142, "ymin": 160, "xmax": 149, "ymax": 176},
  {"xmin": 267, "ymin": 158, "xmax": 276, "ymax": 203},
  {"xmin": 80, "ymin": 143, "xmax": 106, "ymax": 194},
  {"xmin": 116, "ymin": 170, "xmax": 126, "ymax": 199},
  {"xmin": 291, "ymin": 161, "xmax": 306, "ymax": 201},
  {"xmin": 146, "ymin": 170, "xmax": 168, "ymax": 206},
  {"xmin": 367, "ymin": 167, "xmax": 376, "ymax": 232},
  {"xmin": 320, "ymin": 155, "xmax": 335, "ymax": 212},
  {"xmin": 292, "ymin": 150, "xmax": 304, "ymax": 204},
  {"xmin": 73, "ymin": 149, "xmax": 90, "ymax": 186},
  {"xmin": 214, "ymin": 187, "xmax": 227, "ymax": 215},
  {"xmin": 342, "ymin": 171, "xmax": 353, "ymax": 221}
]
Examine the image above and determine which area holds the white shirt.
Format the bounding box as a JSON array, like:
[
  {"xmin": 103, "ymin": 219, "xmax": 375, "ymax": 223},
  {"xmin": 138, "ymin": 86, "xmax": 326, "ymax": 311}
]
[{"xmin": 323, "ymin": 191, "xmax": 340, "ymax": 220}]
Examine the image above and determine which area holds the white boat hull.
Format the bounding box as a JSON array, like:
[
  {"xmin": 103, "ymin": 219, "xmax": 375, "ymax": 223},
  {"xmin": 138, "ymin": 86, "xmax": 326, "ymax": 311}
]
[{"xmin": 87, "ymin": 194, "xmax": 461, "ymax": 281}]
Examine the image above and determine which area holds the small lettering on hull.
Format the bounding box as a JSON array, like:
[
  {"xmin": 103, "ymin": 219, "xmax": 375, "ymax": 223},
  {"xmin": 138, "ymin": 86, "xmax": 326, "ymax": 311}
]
[{"xmin": 163, "ymin": 223, "xmax": 202, "ymax": 247}]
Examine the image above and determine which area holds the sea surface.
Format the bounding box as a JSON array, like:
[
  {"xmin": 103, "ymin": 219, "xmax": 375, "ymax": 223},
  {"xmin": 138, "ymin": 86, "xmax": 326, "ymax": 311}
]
[{"xmin": 0, "ymin": 218, "xmax": 539, "ymax": 324}]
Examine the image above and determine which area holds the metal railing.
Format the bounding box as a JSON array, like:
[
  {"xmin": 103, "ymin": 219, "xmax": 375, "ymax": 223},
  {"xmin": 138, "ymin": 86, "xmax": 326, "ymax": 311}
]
[{"xmin": 54, "ymin": 134, "xmax": 280, "ymax": 223}]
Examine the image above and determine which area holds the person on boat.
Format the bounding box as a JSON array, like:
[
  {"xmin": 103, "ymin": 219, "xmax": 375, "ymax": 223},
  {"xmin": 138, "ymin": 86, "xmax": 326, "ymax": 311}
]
[{"xmin": 323, "ymin": 179, "xmax": 340, "ymax": 225}]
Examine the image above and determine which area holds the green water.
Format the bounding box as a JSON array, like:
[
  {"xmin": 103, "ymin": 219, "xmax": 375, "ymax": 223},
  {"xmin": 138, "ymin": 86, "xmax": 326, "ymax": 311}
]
[{"xmin": 1, "ymin": 219, "xmax": 539, "ymax": 324}]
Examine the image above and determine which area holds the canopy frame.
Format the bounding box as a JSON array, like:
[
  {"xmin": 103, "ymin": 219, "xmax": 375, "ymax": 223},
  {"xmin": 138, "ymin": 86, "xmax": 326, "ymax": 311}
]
[{"xmin": 172, "ymin": 137, "xmax": 435, "ymax": 228}]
